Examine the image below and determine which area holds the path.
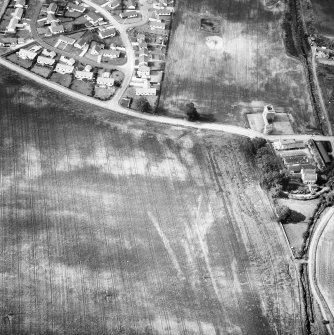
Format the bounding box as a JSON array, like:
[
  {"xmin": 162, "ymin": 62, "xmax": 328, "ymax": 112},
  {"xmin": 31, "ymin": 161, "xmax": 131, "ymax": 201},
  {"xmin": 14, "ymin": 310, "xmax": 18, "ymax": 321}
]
[{"xmin": 308, "ymin": 207, "xmax": 334, "ymax": 335}]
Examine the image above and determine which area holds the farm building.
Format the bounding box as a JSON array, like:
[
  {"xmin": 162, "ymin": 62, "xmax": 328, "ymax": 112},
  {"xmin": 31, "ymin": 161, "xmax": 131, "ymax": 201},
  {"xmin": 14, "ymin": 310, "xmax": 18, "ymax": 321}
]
[
  {"xmin": 98, "ymin": 28, "xmax": 116, "ymax": 39},
  {"xmin": 274, "ymin": 139, "xmax": 305, "ymax": 151},
  {"xmin": 283, "ymin": 155, "xmax": 309, "ymax": 165},
  {"xmin": 127, "ymin": 0, "xmax": 136, "ymax": 9},
  {"xmin": 135, "ymin": 87, "xmax": 157, "ymax": 96},
  {"xmin": 119, "ymin": 11, "xmax": 138, "ymax": 19},
  {"xmin": 14, "ymin": 0, "xmax": 26, "ymax": 8},
  {"xmin": 96, "ymin": 77, "xmax": 114, "ymax": 86},
  {"xmin": 301, "ymin": 168, "xmax": 317, "ymax": 184},
  {"xmin": 67, "ymin": 3, "xmax": 86, "ymax": 13},
  {"xmin": 46, "ymin": 3, "xmax": 57, "ymax": 14},
  {"xmin": 42, "ymin": 49, "xmax": 56, "ymax": 58},
  {"xmin": 55, "ymin": 63, "xmax": 74, "ymax": 74},
  {"xmin": 150, "ymin": 21, "xmax": 166, "ymax": 30},
  {"xmin": 137, "ymin": 66, "xmax": 150, "ymax": 77},
  {"xmin": 7, "ymin": 18, "xmax": 19, "ymax": 33},
  {"xmin": 75, "ymin": 70, "xmax": 94, "ymax": 80},
  {"xmin": 49, "ymin": 22, "xmax": 64, "ymax": 34},
  {"xmin": 13, "ymin": 8, "xmax": 24, "ymax": 19},
  {"xmin": 102, "ymin": 50, "xmax": 120, "ymax": 58},
  {"xmin": 84, "ymin": 12, "xmax": 103, "ymax": 24},
  {"xmin": 18, "ymin": 49, "xmax": 37, "ymax": 60},
  {"xmin": 74, "ymin": 37, "xmax": 87, "ymax": 49},
  {"xmin": 58, "ymin": 35, "xmax": 76, "ymax": 45},
  {"xmin": 37, "ymin": 56, "xmax": 56, "ymax": 66},
  {"xmin": 314, "ymin": 141, "xmax": 331, "ymax": 164}
]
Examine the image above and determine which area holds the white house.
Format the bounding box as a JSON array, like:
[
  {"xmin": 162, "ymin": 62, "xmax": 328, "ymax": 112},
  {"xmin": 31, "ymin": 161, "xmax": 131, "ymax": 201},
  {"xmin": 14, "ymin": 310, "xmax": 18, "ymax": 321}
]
[
  {"xmin": 301, "ymin": 168, "xmax": 317, "ymax": 184},
  {"xmin": 18, "ymin": 48, "xmax": 37, "ymax": 60},
  {"xmin": 155, "ymin": 9, "xmax": 172, "ymax": 16},
  {"xmin": 102, "ymin": 50, "xmax": 120, "ymax": 58},
  {"xmin": 60, "ymin": 55, "xmax": 75, "ymax": 65},
  {"xmin": 84, "ymin": 12, "xmax": 103, "ymax": 24},
  {"xmin": 13, "ymin": 8, "xmax": 23, "ymax": 19},
  {"xmin": 96, "ymin": 76, "xmax": 114, "ymax": 86},
  {"xmin": 150, "ymin": 21, "xmax": 166, "ymax": 30},
  {"xmin": 75, "ymin": 70, "xmax": 93, "ymax": 80},
  {"xmin": 7, "ymin": 18, "xmax": 19, "ymax": 33},
  {"xmin": 119, "ymin": 11, "xmax": 138, "ymax": 19},
  {"xmin": 137, "ymin": 66, "xmax": 150, "ymax": 77},
  {"xmin": 14, "ymin": 0, "xmax": 25, "ymax": 8},
  {"xmin": 42, "ymin": 49, "xmax": 56, "ymax": 58},
  {"xmin": 127, "ymin": 0, "xmax": 136, "ymax": 9},
  {"xmin": 98, "ymin": 27, "xmax": 116, "ymax": 39},
  {"xmin": 108, "ymin": 0, "xmax": 121, "ymax": 9},
  {"xmin": 58, "ymin": 35, "xmax": 76, "ymax": 45},
  {"xmin": 55, "ymin": 63, "xmax": 74, "ymax": 74},
  {"xmin": 37, "ymin": 56, "xmax": 55, "ymax": 66},
  {"xmin": 49, "ymin": 22, "xmax": 64, "ymax": 34},
  {"xmin": 135, "ymin": 87, "xmax": 156, "ymax": 96},
  {"xmin": 67, "ymin": 2, "xmax": 86, "ymax": 13},
  {"xmin": 74, "ymin": 37, "xmax": 87, "ymax": 49}
]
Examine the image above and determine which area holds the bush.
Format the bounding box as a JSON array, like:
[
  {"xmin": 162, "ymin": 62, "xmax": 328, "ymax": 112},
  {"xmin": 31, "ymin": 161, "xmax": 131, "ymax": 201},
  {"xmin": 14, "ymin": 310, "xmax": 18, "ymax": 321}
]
[{"xmin": 277, "ymin": 205, "xmax": 291, "ymax": 223}]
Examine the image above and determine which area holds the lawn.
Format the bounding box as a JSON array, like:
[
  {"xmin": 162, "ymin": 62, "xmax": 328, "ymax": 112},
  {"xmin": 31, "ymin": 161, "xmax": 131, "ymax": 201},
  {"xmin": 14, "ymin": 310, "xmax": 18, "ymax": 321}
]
[
  {"xmin": 94, "ymin": 85, "xmax": 115, "ymax": 100},
  {"xmin": 71, "ymin": 78, "xmax": 94, "ymax": 96},
  {"xmin": 311, "ymin": 0, "xmax": 334, "ymax": 39},
  {"xmin": 31, "ymin": 64, "xmax": 53, "ymax": 78},
  {"xmin": 6, "ymin": 53, "xmax": 33, "ymax": 69},
  {"xmin": 0, "ymin": 67, "xmax": 314, "ymax": 335},
  {"xmin": 159, "ymin": 0, "xmax": 315, "ymax": 132},
  {"xmin": 50, "ymin": 72, "xmax": 73, "ymax": 87}
]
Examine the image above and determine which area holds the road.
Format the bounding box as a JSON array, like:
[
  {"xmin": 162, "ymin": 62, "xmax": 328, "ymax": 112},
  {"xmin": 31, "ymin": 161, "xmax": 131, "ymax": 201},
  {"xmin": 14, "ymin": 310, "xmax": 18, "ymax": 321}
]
[
  {"xmin": 308, "ymin": 207, "xmax": 334, "ymax": 335},
  {"xmin": 311, "ymin": 46, "xmax": 333, "ymax": 135}
]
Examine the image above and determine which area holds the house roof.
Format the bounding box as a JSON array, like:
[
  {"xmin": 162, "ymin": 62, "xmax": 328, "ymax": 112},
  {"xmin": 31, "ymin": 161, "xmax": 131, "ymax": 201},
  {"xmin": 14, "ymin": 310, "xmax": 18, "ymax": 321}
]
[
  {"xmin": 67, "ymin": 2, "xmax": 85, "ymax": 12},
  {"xmin": 47, "ymin": 13, "xmax": 58, "ymax": 22},
  {"xmin": 120, "ymin": 11, "xmax": 138, "ymax": 18},
  {"xmin": 18, "ymin": 49, "xmax": 37, "ymax": 58},
  {"xmin": 138, "ymin": 65, "xmax": 150, "ymax": 72},
  {"xmin": 15, "ymin": 0, "xmax": 25, "ymax": 7},
  {"xmin": 55, "ymin": 63, "xmax": 74, "ymax": 72},
  {"xmin": 7, "ymin": 17, "xmax": 19, "ymax": 31},
  {"xmin": 13, "ymin": 7, "xmax": 23, "ymax": 19},
  {"xmin": 75, "ymin": 70, "xmax": 94, "ymax": 79},
  {"xmin": 101, "ymin": 49, "xmax": 120, "ymax": 57},
  {"xmin": 99, "ymin": 28, "xmax": 116, "ymax": 38},
  {"xmin": 85, "ymin": 12, "xmax": 102, "ymax": 22},
  {"xmin": 150, "ymin": 21, "xmax": 166, "ymax": 29},
  {"xmin": 37, "ymin": 56, "xmax": 55, "ymax": 65},
  {"xmin": 59, "ymin": 35, "xmax": 76, "ymax": 44},
  {"xmin": 49, "ymin": 23, "xmax": 64, "ymax": 34},
  {"xmin": 47, "ymin": 3, "xmax": 57, "ymax": 13},
  {"xmin": 97, "ymin": 77, "xmax": 114, "ymax": 85}
]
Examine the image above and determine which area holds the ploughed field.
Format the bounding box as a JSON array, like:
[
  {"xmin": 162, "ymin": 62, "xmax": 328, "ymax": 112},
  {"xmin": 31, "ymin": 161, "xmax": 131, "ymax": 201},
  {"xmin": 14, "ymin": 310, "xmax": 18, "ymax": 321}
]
[
  {"xmin": 0, "ymin": 68, "xmax": 303, "ymax": 334},
  {"xmin": 316, "ymin": 215, "xmax": 334, "ymax": 318},
  {"xmin": 311, "ymin": 0, "xmax": 334, "ymax": 39},
  {"xmin": 160, "ymin": 0, "xmax": 314, "ymax": 131}
]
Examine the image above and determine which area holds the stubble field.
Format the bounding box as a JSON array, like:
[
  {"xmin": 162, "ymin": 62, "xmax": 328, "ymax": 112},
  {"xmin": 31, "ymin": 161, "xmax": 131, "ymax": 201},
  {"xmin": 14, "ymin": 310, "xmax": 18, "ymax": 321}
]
[
  {"xmin": 159, "ymin": 0, "xmax": 315, "ymax": 132},
  {"xmin": 0, "ymin": 68, "xmax": 304, "ymax": 334}
]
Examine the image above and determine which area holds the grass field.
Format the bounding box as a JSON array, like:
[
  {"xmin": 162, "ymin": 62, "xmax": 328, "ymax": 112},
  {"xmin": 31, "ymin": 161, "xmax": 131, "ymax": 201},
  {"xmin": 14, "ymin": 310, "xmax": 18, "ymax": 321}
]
[
  {"xmin": 311, "ymin": 0, "xmax": 334, "ymax": 39},
  {"xmin": 71, "ymin": 79, "xmax": 94, "ymax": 96},
  {"xmin": 0, "ymin": 67, "xmax": 311, "ymax": 334},
  {"xmin": 159, "ymin": 0, "xmax": 315, "ymax": 132}
]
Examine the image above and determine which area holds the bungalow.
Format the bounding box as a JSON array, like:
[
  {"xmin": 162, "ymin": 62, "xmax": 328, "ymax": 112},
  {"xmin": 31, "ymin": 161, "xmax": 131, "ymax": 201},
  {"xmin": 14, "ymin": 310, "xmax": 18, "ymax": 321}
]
[
  {"xmin": 14, "ymin": 0, "xmax": 26, "ymax": 8},
  {"xmin": 119, "ymin": 11, "xmax": 138, "ymax": 19},
  {"xmin": 150, "ymin": 21, "xmax": 166, "ymax": 30},
  {"xmin": 37, "ymin": 56, "xmax": 56, "ymax": 66},
  {"xmin": 55, "ymin": 63, "xmax": 74, "ymax": 74},
  {"xmin": 96, "ymin": 76, "xmax": 114, "ymax": 86},
  {"xmin": 58, "ymin": 35, "xmax": 76, "ymax": 45},
  {"xmin": 75, "ymin": 70, "xmax": 94, "ymax": 80},
  {"xmin": 127, "ymin": 0, "xmax": 136, "ymax": 9},
  {"xmin": 84, "ymin": 12, "xmax": 103, "ymax": 24},
  {"xmin": 135, "ymin": 87, "xmax": 156, "ymax": 96},
  {"xmin": 49, "ymin": 22, "xmax": 64, "ymax": 34},
  {"xmin": 301, "ymin": 168, "xmax": 317, "ymax": 184},
  {"xmin": 7, "ymin": 18, "xmax": 19, "ymax": 33},
  {"xmin": 13, "ymin": 8, "xmax": 23, "ymax": 19},
  {"xmin": 137, "ymin": 65, "xmax": 150, "ymax": 77},
  {"xmin": 74, "ymin": 37, "xmax": 87, "ymax": 49},
  {"xmin": 101, "ymin": 49, "xmax": 120, "ymax": 58},
  {"xmin": 46, "ymin": 3, "xmax": 57, "ymax": 14},
  {"xmin": 98, "ymin": 27, "xmax": 116, "ymax": 39},
  {"xmin": 18, "ymin": 48, "xmax": 37, "ymax": 60},
  {"xmin": 67, "ymin": 2, "xmax": 86, "ymax": 13}
]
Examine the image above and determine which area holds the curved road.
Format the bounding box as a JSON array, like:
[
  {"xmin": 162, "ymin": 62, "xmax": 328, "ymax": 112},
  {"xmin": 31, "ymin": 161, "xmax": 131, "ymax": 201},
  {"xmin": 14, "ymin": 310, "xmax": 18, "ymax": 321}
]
[{"xmin": 308, "ymin": 208, "xmax": 334, "ymax": 335}]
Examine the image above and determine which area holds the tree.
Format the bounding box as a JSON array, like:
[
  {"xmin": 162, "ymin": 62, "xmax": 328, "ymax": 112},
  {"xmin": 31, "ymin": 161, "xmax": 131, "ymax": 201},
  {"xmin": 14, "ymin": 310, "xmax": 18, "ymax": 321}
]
[
  {"xmin": 136, "ymin": 97, "xmax": 151, "ymax": 114},
  {"xmin": 251, "ymin": 137, "xmax": 267, "ymax": 152},
  {"xmin": 185, "ymin": 102, "xmax": 200, "ymax": 121},
  {"xmin": 277, "ymin": 205, "xmax": 291, "ymax": 223}
]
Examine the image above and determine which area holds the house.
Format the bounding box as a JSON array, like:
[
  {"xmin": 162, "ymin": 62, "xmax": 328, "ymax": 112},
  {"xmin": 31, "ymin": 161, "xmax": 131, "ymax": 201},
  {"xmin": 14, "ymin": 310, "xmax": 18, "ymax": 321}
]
[
  {"xmin": 37, "ymin": 56, "xmax": 56, "ymax": 66},
  {"xmin": 67, "ymin": 2, "xmax": 86, "ymax": 13},
  {"xmin": 74, "ymin": 37, "xmax": 87, "ymax": 49},
  {"xmin": 58, "ymin": 35, "xmax": 76, "ymax": 45},
  {"xmin": 274, "ymin": 139, "xmax": 305, "ymax": 151},
  {"xmin": 155, "ymin": 9, "xmax": 172, "ymax": 16},
  {"xmin": 263, "ymin": 104, "xmax": 275, "ymax": 123},
  {"xmin": 150, "ymin": 21, "xmax": 166, "ymax": 30},
  {"xmin": 55, "ymin": 63, "xmax": 74, "ymax": 74},
  {"xmin": 49, "ymin": 22, "xmax": 64, "ymax": 34},
  {"xmin": 96, "ymin": 76, "xmax": 114, "ymax": 86},
  {"xmin": 14, "ymin": 0, "xmax": 25, "ymax": 8},
  {"xmin": 139, "ymin": 47, "xmax": 149, "ymax": 56},
  {"xmin": 84, "ymin": 12, "xmax": 103, "ymax": 24},
  {"xmin": 46, "ymin": 3, "xmax": 57, "ymax": 14},
  {"xmin": 138, "ymin": 55, "xmax": 148, "ymax": 66},
  {"xmin": 98, "ymin": 27, "xmax": 116, "ymax": 39},
  {"xmin": 107, "ymin": 0, "xmax": 121, "ymax": 9},
  {"xmin": 18, "ymin": 48, "xmax": 37, "ymax": 60},
  {"xmin": 90, "ymin": 42, "xmax": 104, "ymax": 55},
  {"xmin": 301, "ymin": 168, "xmax": 317, "ymax": 184},
  {"xmin": 137, "ymin": 66, "xmax": 150, "ymax": 77},
  {"xmin": 127, "ymin": 0, "xmax": 136, "ymax": 9},
  {"xmin": 84, "ymin": 64, "xmax": 92, "ymax": 71},
  {"xmin": 119, "ymin": 11, "xmax": 138, "ymax": 19},
  {"xmin": 42, "ymin": 49, "xmax": 56, "ymax": 58},
  {"xmin": 136, "ymin": 33, "xmax": 145, "ymax": 42},
  {"xmin": 60, "ymin": 55, "xmax": 75, "ymax": 65},
  {"xmin": 46, "ymin": 13, "xmax": 59, "ymax": 23},
  {"xmin": 101, "ymin": 49, "xmax": 120, "ymax": 58},
  {"xmin": 13, "ymin": 7, "xmax": 23, "ymax": 19},
  {"xmin": 135, "ymin": 87, "xmax": 157, "ymax": 96},
  {"xmin": 7, "ymin": 18, "xmax": 19, "ymax": 33},
  {"xmin": 75, "ymin": 70, "xmax": 94, "ymax": 80}
]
